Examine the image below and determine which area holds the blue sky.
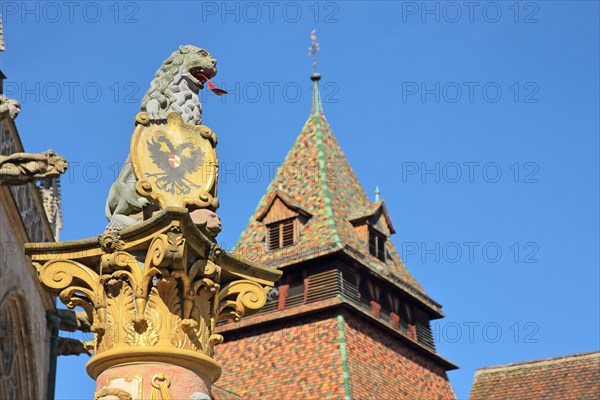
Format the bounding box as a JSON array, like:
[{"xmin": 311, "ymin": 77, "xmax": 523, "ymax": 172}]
[{"xmin": 2, "ymin": 1, "xmax": 599, "ymax": 399}]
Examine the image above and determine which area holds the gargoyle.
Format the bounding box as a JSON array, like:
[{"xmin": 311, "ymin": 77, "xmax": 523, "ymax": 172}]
[
  {"xmin": 57, "ymin": 337, "xmax": 92, "ymax": 356},
  {"xmin": 0, "ymin": 150, "xmax": 68, "ymax": 186},
  {"xmin": 105, "ymin": 45, "xmax": 219, "ymax": 230},
  {"xmin": 0, "ymin": 96, "xmax": 20, "ymax": 120},
  {"xmin": 56, "ymin": 309, "xmax": 92, "ymax": 333}
]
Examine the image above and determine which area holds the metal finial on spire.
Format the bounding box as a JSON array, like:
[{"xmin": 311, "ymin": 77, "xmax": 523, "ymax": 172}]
[
  {"xmin": 308, "ymin": 29, "xmax": 321, "ymax": 81},
  {"xmin": 308, "ymin": 29, "xmax": 323, "ymax": 114},
  {"xmin": 375, "ymin": 186, "xmax": 380, "ymax": 201}
]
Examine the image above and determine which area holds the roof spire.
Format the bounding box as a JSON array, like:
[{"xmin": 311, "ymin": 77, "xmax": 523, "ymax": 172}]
[
  {"xmin": 308, "ymin": 29, "xmax": 323, "ymax": 115},
  {"xmin": 375, "ymin": 186, "xmax": 380, "ymax": 201}
]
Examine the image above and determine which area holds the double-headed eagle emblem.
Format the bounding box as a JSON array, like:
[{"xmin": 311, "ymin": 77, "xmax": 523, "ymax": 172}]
[
  {"xmin": 146, "ymin": 134, "xmax": 204, "ymax": 195},
  {"xmin": 130, "ymin": 112, "xmax": 219, "ymax": 210}
]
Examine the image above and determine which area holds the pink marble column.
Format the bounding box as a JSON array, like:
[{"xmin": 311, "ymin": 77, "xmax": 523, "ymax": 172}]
[{"xmin": 95, "ymin": 364, "xmax": 212, "ymax": 400}]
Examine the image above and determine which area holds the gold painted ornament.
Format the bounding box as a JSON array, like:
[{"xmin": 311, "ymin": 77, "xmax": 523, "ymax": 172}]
[{"xmin": 131, "ymin": 112, "xmax": 219, "ymax": 211}]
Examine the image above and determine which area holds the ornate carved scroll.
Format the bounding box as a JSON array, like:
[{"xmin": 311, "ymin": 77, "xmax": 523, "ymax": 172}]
[{"xmin": 27, "ymin": 209, "xmax": 280, "ymax": 382}]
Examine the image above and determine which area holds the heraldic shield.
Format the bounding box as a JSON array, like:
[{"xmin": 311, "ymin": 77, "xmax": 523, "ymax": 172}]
[{"xmin": 130, "ymin": 112, "xmax": 219, "ymax": 210}]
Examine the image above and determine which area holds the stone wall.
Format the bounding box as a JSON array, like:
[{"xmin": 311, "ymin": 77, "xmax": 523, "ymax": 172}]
[
  {"xmin": 0, "ymin": 201, "xmax": 52, "ymax": 398},
  {"xmin": 344, "ymin": 312, "xmax": 456, "ymax": 399},
  {"xmin": 0, "ymin": 117, "xmax": 55, "ymax": 399},
  {"xmin": 214, "ymin": 312, "xmax": 345, "ymax": 399},
  {"xmin": 213, "ymin": 309, "xmax": 456, "ymax": 399}
]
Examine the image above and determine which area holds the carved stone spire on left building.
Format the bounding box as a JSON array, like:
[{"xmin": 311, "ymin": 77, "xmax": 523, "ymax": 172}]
[
  {"xmin": 0, "ymin": 14, "xmax": 5, "ymax": 52},
  {"xmin": 1, "ymin": 14, "xmax": 6, "ymax": 95}
]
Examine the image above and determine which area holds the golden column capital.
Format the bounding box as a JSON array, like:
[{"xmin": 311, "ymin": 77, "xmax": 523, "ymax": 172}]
[{"xmin": 26, "ymin": 207, "xmax": 281, "ymax": 383}]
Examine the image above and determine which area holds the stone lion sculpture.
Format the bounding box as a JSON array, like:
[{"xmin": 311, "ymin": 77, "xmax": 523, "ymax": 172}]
[{"xmin": 105, "ymin": 45, "xmax": 218, "ymax": 230}]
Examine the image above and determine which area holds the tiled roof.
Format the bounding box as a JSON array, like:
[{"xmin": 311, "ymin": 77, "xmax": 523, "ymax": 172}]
[
  {"xmin": 213, "ymin": 311, "xmax": 456, "ymax": 400},
  {"xmin": 348, "ymin": 199, "xmax": 396, "ymax": 234},
  {"xmin": 236, "ymin": 78, "xmax": 440, "ymax": 312},
  {"xmin": 470, "ymin": 351, "xmax": 600, "ymax": 400},
  {"xmin": 255, "ymin": 190, "xmax": 311, "ymax": 222},
  {"xmin": 216, "ymin": 296, "xmax": 457, "ymax": 370}
]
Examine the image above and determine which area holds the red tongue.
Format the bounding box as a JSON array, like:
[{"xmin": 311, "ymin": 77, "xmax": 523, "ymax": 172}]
[{"xmin": 196, "ymin": 73, "xmax": 227, "ymax": 96}]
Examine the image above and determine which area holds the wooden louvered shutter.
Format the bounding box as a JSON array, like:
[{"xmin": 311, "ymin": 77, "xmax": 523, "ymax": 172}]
[
  {"xmin": 267, "ymin": 218, "xmax": 296, "ymax": 250},
  {"xmin": 282, "ymin": 219, "xmax": 294, "ymax": 247},
  {"xmin": 369, "ymin": 230, "xmax": 377, "ymax": 257},
  {"xmin": 416, "ymin": 317, "xmax": 435, "ymax": 350},
  {"xmin": 268, "ymin": 223, "xmax": 280, "ymax": 250},
  {"xmin": 369, "ymin": 228, "xmax": 386, "ymax": 261},
  {"xmin": 377, "ymin": 234, "xmax": 386, "ymax": 261}
]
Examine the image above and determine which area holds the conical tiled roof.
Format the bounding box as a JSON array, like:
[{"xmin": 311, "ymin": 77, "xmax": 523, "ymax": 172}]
[{"xmin": 237, "ymin": 76, "xmax": 441, "ymax": 313}]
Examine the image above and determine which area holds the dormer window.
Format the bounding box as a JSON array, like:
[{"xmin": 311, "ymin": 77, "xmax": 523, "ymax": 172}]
[
  {"xmin": 369, "ymin": 228, "xmax": 386, "ymax": 262},
  {"xmin": 257, "ymin": 191, "xmax": 311, "ymax": 251},
  {"xmin": 349, "ymin": 201, "xmax": 395, "ymax": 262},
  {"xmin": 267, "ymin": 218, "xmax": 295, "ymax": 250}
]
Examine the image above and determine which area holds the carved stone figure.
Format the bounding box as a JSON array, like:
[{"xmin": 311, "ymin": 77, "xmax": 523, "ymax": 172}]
[
  {"xmin": 141, "ymin": 45, "xmax": 217, "ymax": 125},
  {"xmin": 105, "ymin": 45, "xmax": 219, "ymax": 230},
  {"xmin": 38, "ymin": 178, "xmax": 64, "ymax": 240},
  {"xmin": 0, "ymin": 150, "xmax": 68, "ymax": 185},
  {"xmin": 190, "ymin": 209, "xmax": 222, "ymax": 239},
  {"xmin": 0, "ymin": 96, "xmax": 20, "ymax": 120},
  {"xmin": 57, "ymin": 337, "xmax": 92, "ymax": 356},
  {"xmin": 57, "ymin": 309, "xmax": 92, "ymax": 332},
  {"xmin": 104, "ymin": 160, "xmax": 150, "ymax": 230}
]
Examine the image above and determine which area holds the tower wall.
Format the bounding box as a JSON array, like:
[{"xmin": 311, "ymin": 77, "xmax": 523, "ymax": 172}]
[
  {"xmin": 213, "ymin": 309, "xmax": 456, "ymax": 399},
  {"xmin": 214, "ymin": 312, "xmax": 346, "ymax": 399},
  {"xmin": 344, "ymin": 313, "xmax": 456, "ymax": 400}
]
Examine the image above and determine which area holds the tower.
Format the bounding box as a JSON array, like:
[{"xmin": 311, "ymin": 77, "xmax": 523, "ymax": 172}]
[{"xmin": 213, "ymin": 70, "xmax": 458, "ymax": 398}]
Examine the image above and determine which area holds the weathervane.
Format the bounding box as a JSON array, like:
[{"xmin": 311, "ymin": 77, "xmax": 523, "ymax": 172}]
[{"xmin": 308, "ymin": 29, "xmax": 320, "ymax": 72}]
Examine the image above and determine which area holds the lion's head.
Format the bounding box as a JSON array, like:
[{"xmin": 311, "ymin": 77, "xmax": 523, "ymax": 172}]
[
  {"xmin": 146, "ymin": 45, "xmax": 217, "ymax": 96},
  {"xmin": 190, "ymin": 208, "xmax": 222, "ymax": 239},
  {"xmin": 174, "ymin": 45, "xmax": 218, "ymax": 91},
  {"xmin": 141, "ymin": 45, "xmax": 218, "ymax": 124}
]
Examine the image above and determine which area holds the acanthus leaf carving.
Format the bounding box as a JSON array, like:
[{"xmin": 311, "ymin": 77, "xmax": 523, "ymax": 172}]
[
  {"xmin": 145, "ymin": 277, "xmax": 188, "ymax": 349},
  {"xmin": 28, "ymin": 211, "xmax": 281, "ymax": 381},
  {"xmin": 123, "ymin": 316, "xmax": 159, "ymax": 348},
  {"xmin": 190, "ymin": 285, "xmax": 216, "ymax": 354},
  {"xmin": 103, "ymin": 280, "xmax": 135, "ymax": 352}
]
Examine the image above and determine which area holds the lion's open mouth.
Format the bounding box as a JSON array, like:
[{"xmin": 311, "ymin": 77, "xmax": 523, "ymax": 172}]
[
  {"xmin": 189, "ymin": 68, "xmax": 227, "ymax": 96},
  {"xmin": 190, "ymin": 67, "xmax": 216, "ymax": 84}
]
